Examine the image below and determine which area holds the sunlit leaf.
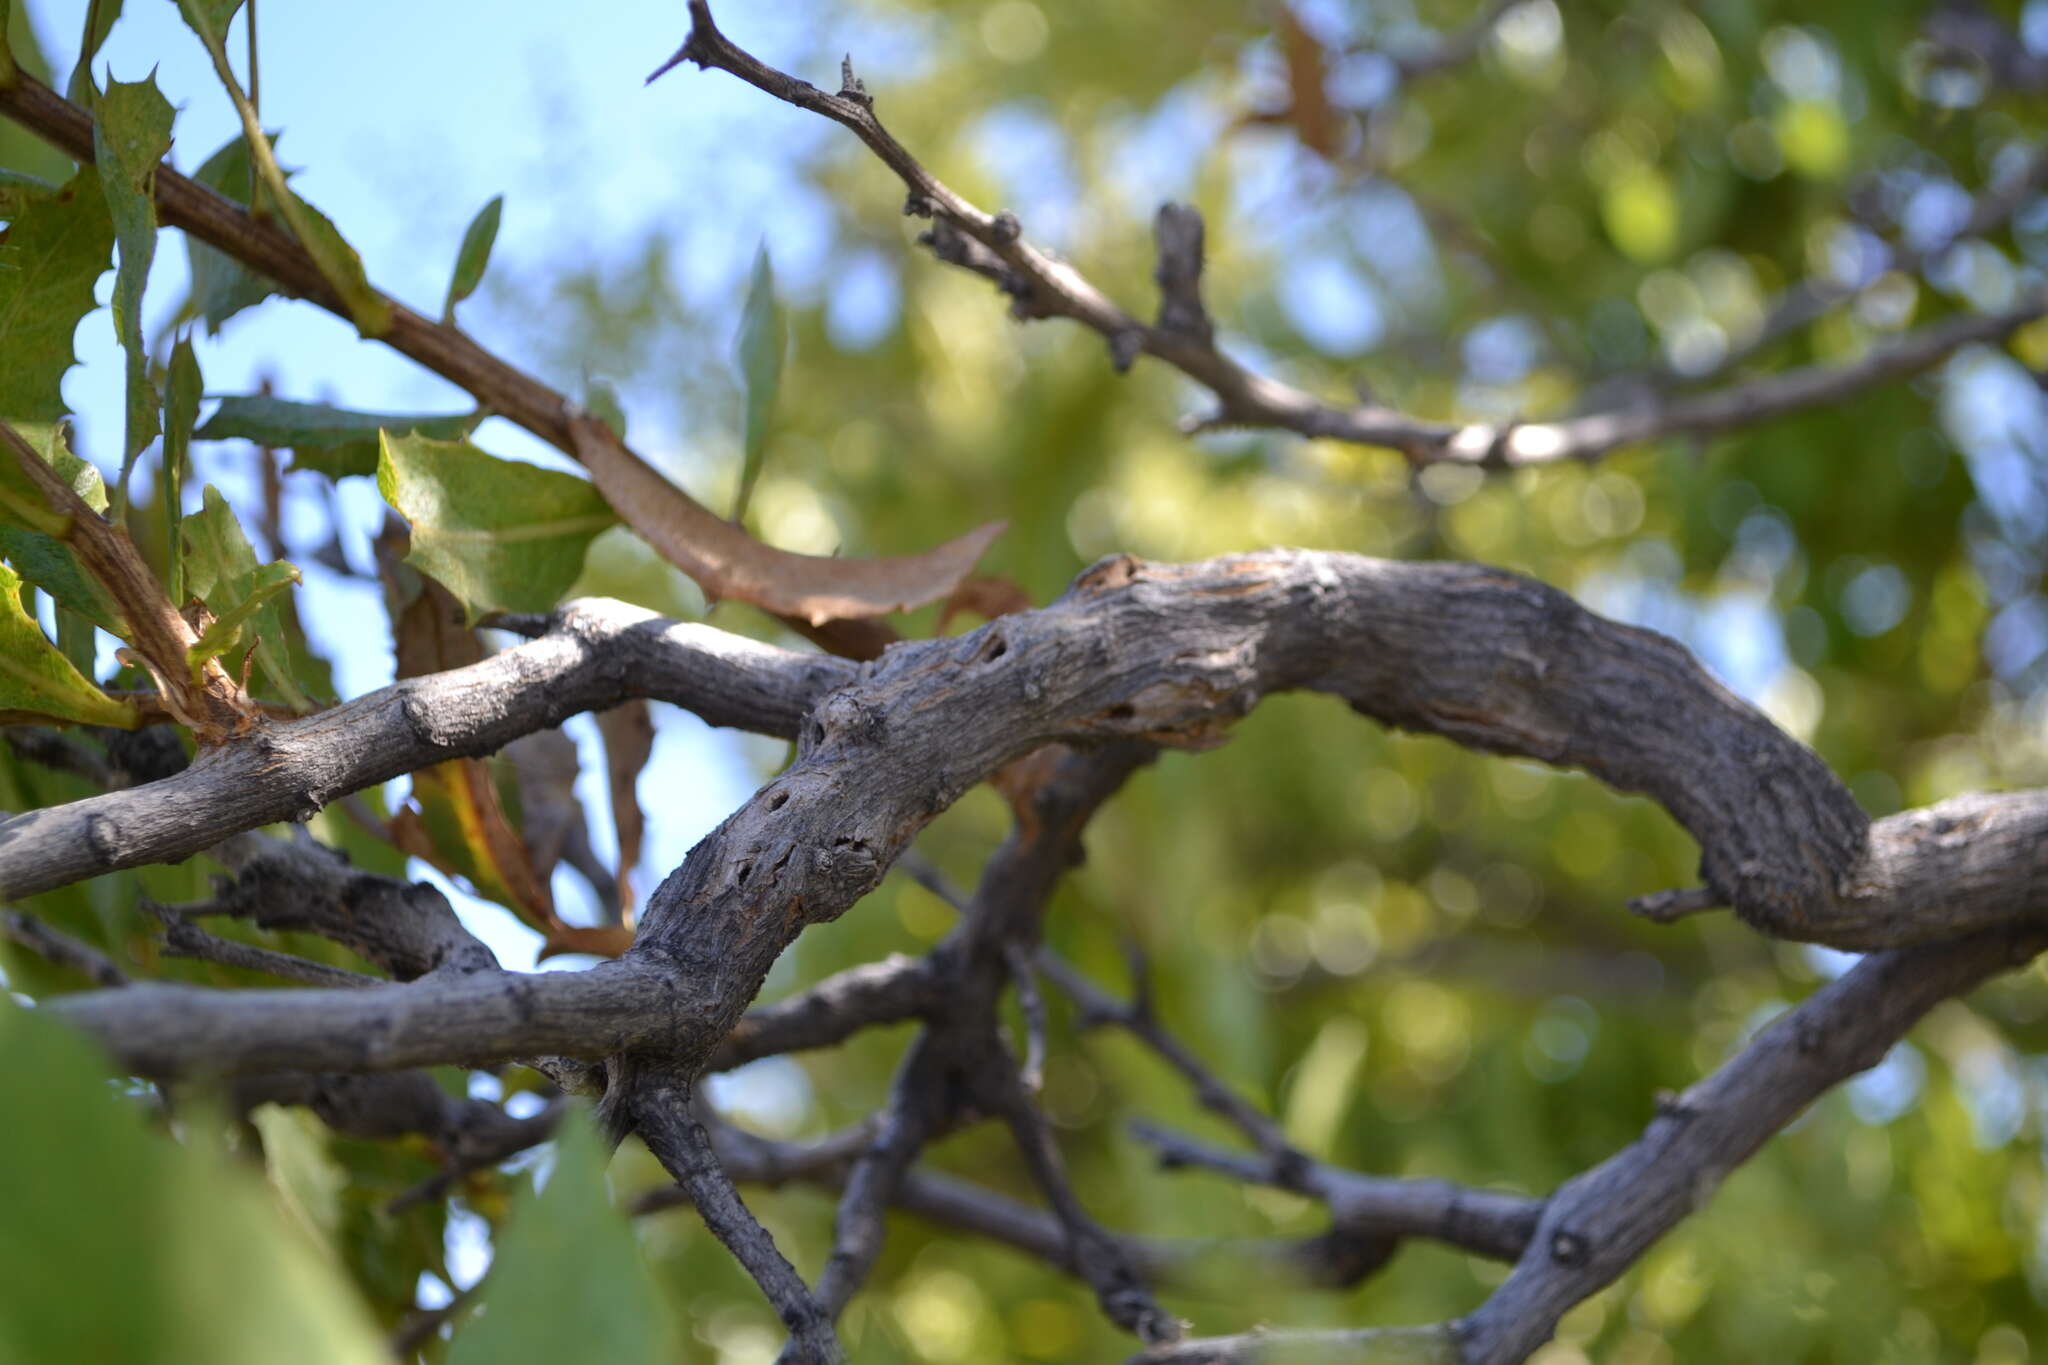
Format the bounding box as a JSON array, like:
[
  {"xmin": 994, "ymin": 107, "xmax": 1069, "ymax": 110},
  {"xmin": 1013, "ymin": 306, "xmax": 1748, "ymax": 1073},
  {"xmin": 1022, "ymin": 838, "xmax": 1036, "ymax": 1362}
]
[
  {"xmin": 195, "ymin": 395, "xmax": 481, "ymax": 479},
  {"xmin": 444, "ymin": 1110, "xmax": 675, "ymax": 1365},
  {"xmin": 185, "ymin": 558, "xmax": 301, "ymax": 674},
  {"xmin": 442, "ymin": 193, "xmax": 502, "ymax": 322},
  {"xmin": 377, "ymin": 431, "xmax": 617, "ymax": 623},
  {"xmin": 731, "ymin": 243, "xmax": 785, "ymax": 524},
  {"xmin": 91, "ymin": 74, "xmax": 175, "ymax": 474},
  {"xmin": 0, "ymin": 562, "xmax": 133, "ymax": 727},
  {"xmin": 0, "ymin": 168, "xmax": 114, "ymax": 424},
  {"xmin": 181, "ymin": 485, "xmax": 314, "ymax": 710},
  {"xmin": 0, "ymin": 1001, "xmax": 387, "ymax": 1363}
]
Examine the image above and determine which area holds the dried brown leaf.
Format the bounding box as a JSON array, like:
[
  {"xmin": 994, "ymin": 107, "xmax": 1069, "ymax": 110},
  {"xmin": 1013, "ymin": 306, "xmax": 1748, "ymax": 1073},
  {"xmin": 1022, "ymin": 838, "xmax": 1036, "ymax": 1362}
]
[
  {"xmin": 595, "ymin": 701, "xmax": 655, "ymax": 914},
  {"xmin": 568, "ymin": 413, "xmax": 1002, "ymax": 626}
]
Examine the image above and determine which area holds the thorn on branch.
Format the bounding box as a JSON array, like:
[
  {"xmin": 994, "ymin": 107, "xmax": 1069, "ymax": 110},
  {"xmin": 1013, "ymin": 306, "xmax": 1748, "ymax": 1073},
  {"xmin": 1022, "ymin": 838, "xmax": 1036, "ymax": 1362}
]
[{"xmin": 837, "ymin": 55, "xmax": 870, "ymax": 105}]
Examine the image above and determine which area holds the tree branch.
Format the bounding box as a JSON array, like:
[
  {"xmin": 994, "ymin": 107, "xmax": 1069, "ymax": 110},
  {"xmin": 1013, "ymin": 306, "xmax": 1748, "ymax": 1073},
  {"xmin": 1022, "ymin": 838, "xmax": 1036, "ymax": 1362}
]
[{"xmin": 664, "ymin": 2, "xmax": 2046, "ymax": 468}]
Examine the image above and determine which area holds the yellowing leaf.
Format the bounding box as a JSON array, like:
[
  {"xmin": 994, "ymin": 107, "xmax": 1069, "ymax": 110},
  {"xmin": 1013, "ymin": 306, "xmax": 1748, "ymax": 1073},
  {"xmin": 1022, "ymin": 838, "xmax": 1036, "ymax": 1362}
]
[
  {"xmin": 0, "ymin": 562, "xmax": 134, "ymax": 728},
  {"xmin": 377, "ymin": 431, "xmax": 617, "ymax": 623},
  {"xmin": 391, "ymin": 757, "xmax": 554, "ymax": 929}
]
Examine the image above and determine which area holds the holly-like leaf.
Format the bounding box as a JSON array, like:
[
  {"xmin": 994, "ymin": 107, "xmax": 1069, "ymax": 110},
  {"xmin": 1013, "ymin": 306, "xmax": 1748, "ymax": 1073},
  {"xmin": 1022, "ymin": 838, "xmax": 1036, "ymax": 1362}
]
[
  {"xmin": 196, "ymin": 395, "xmax": 480, "ymax": 479},
  {"xmin": 184, "ymin": 132, "xmax": 277, "ymax": 332},
  {"xmin": 376, "ymin": 431, "xmax": 616, "ymax": 623},
  {"xmin": 0, "ymin": 1000, "xmax": 388, "ymax": 1364},
  {"xmin": 92, "ymin": 74, "xmax": 176, "ymax": 475},
  {"xmin": 0, "ymin": 168, "xmax": 114, "ymax": 424},
  {"xmin": 444, "ymin": 1110, "xmax": 675, "ymax": 1365},
  {"xmin": 181, "ymin": 486, "xmax": 314, "ymax": 711},
  {"xmin": 0, "ymin": 562, "xmax": 135, "ymax": 727},
  {"xmin": 442, "ymin": 193, "xmax": 501, "ymax": 322},
  {"xmin": 731, "ymin": 243, "xmax": 785, "ymax": 525}
]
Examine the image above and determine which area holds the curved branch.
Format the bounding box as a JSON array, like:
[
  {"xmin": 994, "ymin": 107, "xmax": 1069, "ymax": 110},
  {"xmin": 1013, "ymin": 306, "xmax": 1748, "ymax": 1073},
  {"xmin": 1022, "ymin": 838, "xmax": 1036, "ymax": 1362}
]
[{"xmin": 38, "ymin": 550, "xmax": 2048, "ymax": 1082}]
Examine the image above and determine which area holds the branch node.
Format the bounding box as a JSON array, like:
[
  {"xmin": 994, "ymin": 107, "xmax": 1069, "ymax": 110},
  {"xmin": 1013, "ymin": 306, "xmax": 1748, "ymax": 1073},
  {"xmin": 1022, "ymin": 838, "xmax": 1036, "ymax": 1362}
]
[
  {"xmin": 1109, "ymin": 327, "xmax": 1145, "ymax": 374},
  {"xmin": 837, "ymin": 55, "xmax": 870, "ymax": 105},
  {"xmin": 990, "ymin": 210, "xmax": 1021, "ymax": 245},
  {"xmin": 1548, "ymin": 1227, "xmax": 1591, "ymax": 1268}
]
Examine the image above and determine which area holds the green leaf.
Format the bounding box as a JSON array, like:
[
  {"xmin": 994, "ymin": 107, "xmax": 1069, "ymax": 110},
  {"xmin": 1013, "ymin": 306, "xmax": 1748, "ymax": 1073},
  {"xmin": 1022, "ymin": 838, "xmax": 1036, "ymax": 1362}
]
[
  {"xmin": 0, "ymin": 168, "xmax": 115, "ymax": 424},
  {"xmin": 67, "ymin": 0, "xmax": 128, "ymax": 102},
  {"xmin": 163, "ymin": 336, "xmax": 202, "ymax": 602},
  {"xmin": 0, "ymin": 562, "xmax": 133, "ymax": 726},
  {"xmin": 442, "ymin": 193, "xmax": 502, "ymax": 322},
  {"xmin": 185, "ymin": 558, "xmax": 300, "ymax": 673},
  {"xmin": 0, "ymin": 527, "xmax": 124, "ymax": 633},
  {"xmin": 275, "ymin": 186, "xmax": 393, "ymax": 337},
  {"xmin": 0, "ymin": 1000, "xmax": 387, "ymax": 1364},
  {"xmin": 92, "ymin": 74, "xmax": 176, "ymax": 477},
  {"xmin": 0, "ymin": 167, "xmax": 57, "ymax": 217},
  {"xmin": 181, "ymin": 485, "xmax": 313, "ymax": 710},
  {"xmin": 376, "ymin": 431, "xmax": 617, "ymax": 623},
  {"xmin": 250, "ymin": 1105, "xmax": 346, "ymax": 1248},
  {"xmin": 445, "ymin": 1110, "xmax": 674, "ymax": 1365},
  {"xmin": 196, "ymin": 395, "xmax": 481, "ymax": 479},
  {"xmin": 184, "ymin": 132, "xmax": 277, "ymax": 332},
  {"xmin": 730, "ymin": 243, "xmax": 785, "ymax": 524},
  {"xmin": 176, "ymin": 0, "xmax": 246, "ymax": 46}
]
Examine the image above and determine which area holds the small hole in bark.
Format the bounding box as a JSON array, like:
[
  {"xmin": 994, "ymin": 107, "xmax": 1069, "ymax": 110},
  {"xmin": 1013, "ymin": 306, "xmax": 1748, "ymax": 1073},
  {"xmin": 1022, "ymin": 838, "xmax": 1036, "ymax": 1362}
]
[
  {"xmin": 736, "ymin": 862, "xmax": 753, "ymax": 886},
  {"xmin": 1107, "ymin": 703, "xmax": 1135, "ymax": 721},
  {"xmin": 769, "ymin": 791, "xmax": 789, "ymax": 811}
]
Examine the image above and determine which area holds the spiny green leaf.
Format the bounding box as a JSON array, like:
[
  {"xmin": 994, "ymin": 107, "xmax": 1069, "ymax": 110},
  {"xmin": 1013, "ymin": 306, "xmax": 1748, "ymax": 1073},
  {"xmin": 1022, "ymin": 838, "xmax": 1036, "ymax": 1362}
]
[
  {"xmin": 0, "ymin": 1000, "xmax": 387, "ymax": 1363},
  {"xmin": 0, "ymin": 562, "xmax": 133, "ymax": 727},
  {"xmin": 731, "ymin": 242, "xmax": 785, "ymax": 525},
  {"xmin": 185, "ymin": 558, "xmax": 299, "ymax": 674},
  {"xmin": 444, "ymin": 1110, "xmax": 675, "ymax": 1365},
  {"xmin": 92, "ymin": 74, "xmax": 175, "ymax": 477},
  {"xmin": 0, "ymin": 168, "xmax": 114, "ymax": 424},
  {"xmin": 181, "ymin": 486, "xmax": 313, "ymax": 710},
  {"xmin": 376, "ymin": 431, "xmax": 617, "ymax": 623},
  {"xmin": 163, "ymin": 336, "xmax": 202, "ymax": 602},
  {"xmin": 184, "ymin": 132, "xmax": 277, "ymax": 332},
  {"xmin": 442, "ymin": 193, "xmax": 502, "ymax": 322},
  {"xmin": 195, "ymin": 395, "xmax": 481, "ymax": 479}
]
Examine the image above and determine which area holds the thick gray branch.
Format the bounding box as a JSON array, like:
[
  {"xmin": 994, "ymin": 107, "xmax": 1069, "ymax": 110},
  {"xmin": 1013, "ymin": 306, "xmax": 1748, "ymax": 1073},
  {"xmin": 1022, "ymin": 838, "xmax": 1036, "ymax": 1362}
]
[{"xmin": 0, "ymin": 601, "xmax": 850, "ymax": 900}]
